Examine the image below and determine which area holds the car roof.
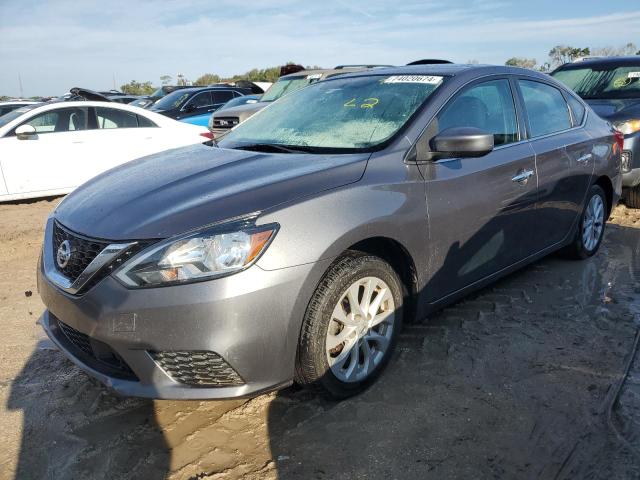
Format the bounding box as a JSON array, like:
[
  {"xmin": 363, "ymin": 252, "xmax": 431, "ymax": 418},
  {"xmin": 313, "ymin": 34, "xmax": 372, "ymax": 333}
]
[
  {"xmin": 170, "ymin": 86, "xmax": 246, "ymax": 94},
  {"xmin": 0, "ymin": 100, "xmax": 38, "ymax": 106},
  {"xmin": 326, "ymin": 63, "xmax": 549, "ymax": 80},
  {"xmin": 554, "ymin": 56, "xmax": 640, "ymax": 70}
]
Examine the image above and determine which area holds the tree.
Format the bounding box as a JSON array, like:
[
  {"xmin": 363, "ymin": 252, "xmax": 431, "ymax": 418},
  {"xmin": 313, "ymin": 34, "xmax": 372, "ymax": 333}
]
[
  {"xmin": 505, "ymin": 57, "xmax": 537, "ymax": 69},
  {"xmin": 592, "ymin": 42, "xmax": 638, "ymax": 57},
  {"xmin": 120, "ymin": 80, "xmax": 155, "ymax": 95},
  {"xmin": 194, "ymin": 73, "xmax": 221, "ymax": 86},
  {"xmin": 548, "ymin": 45, "xmax": 590, "ymax": 66},
  {"xmin": 160, "ymin": 75, "xmax": 172, "ymax": 86}
]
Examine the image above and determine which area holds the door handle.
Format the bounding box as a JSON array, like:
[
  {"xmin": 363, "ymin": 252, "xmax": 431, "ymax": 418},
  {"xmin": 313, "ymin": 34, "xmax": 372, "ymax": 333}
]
[
  {"xmin": 512, "ymin": 169, "xmax": 534, "ymax": 184},
  {"xmin": 576, "ymin": 153, "xmax": 593, "ymax": 164}
]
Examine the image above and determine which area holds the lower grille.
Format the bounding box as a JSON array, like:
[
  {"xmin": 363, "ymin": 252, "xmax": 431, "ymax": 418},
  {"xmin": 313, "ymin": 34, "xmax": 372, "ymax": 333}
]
[
  {"xmin": 56, "ymin": 319, "xmax": 137, "ymax": 380},
  {"xmin": 150, "ymin": 351, "xmax": 244, "ymax": 387}
]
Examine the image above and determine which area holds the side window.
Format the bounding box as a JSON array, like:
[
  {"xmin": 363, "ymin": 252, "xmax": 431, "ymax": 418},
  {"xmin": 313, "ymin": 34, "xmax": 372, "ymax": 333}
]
[
  {"xmin": 137, "ymin": 115, "xmax": 157, "ymax": 128},
  {"xmin": 186, "ymin": 92, "xmax": 213, "ymax": 109},
  {"xmin": 18, "ymin": 107, "xmax": 87, "ymax": 134},
  {"xmin": 566, "ymin": 94, "xmax": 586, "ymax": 126},
  {"xmin": 212, "ymin": 90, "xmax": 235, "ymax": 105},
  {"xmin": 519, "ymin": 80, "xmax": 572, "ymax": 137},
  {"xmin": 95, "ymin": 107, "xmax": 139, "ymax": 129},
  {"xmin": 436, "ymin": 79, "xmax": 518, "ymax": 146}
]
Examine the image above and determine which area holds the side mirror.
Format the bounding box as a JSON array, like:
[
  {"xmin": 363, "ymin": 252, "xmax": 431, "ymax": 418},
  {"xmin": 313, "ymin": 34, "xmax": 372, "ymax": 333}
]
[
  {"xmin": 429, "ymin": 127, "xmax": 494, "ymax": 160},
  {"xmin": 184, "ymin": 103, "xmax": 196, "ymax": 112},
  {"xmin": 15, "ymin": 124, "xmax": 37, "ymax": 140}
]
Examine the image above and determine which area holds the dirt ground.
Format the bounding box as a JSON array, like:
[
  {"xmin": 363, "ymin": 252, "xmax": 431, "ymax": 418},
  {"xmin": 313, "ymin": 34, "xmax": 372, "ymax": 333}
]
[{"xmin": 1, "ymin": 198, "xmax": 640, "ymax": 479}]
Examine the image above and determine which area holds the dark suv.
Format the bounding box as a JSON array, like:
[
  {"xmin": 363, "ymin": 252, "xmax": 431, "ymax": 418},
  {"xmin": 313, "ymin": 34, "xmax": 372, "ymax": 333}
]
[
  {"xmin": 551, "ymin": 57, "xmax": 640, "ymax": 207},
  {"xmin": 149, "ymin": 86, "xmax": 253, "ymax": 121}
]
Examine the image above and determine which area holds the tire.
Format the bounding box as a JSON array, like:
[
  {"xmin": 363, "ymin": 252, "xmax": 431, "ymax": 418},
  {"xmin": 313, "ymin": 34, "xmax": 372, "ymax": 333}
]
[
  {"xmin": 625, "ymin": 185, "xmax": 640, "ymax": 209},
  {"xmin": 564, "ymin": 184, "xmax": 607, "ymax": 259},
  {"xmin": 295, "ymin": 252, "xmax": 403, "ymax": 399}
]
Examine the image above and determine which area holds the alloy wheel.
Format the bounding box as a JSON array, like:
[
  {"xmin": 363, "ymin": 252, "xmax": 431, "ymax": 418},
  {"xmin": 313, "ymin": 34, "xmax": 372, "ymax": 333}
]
[
  {"xmin": 582, "ymin": 194, "xmax": 605, "ymax": 251},
  {"xmin": 326, "ymin": 276, "xmax": 395, "ymax": 383}
]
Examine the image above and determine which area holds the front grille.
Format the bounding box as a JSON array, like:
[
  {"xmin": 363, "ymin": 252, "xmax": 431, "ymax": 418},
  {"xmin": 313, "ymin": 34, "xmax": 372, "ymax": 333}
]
[
  {"xmin": 53, "ymin": 222, "xmax": 110, "ymax": 282},
  {"xmin": 150, "ymin": 351, "xmax": 244, "ymax": 387},
  {"xmin": 212, "ymin": 116, "xmax": 239, "ymax": 129},
  {"xmin": 56, "ymin": 319, "xmax": 138, "ymax": 380}
]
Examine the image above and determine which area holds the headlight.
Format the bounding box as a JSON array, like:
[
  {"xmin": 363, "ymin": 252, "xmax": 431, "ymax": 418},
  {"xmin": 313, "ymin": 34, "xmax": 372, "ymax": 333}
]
[
  {"xmin": 614, "ymin": 119, "xmax": 640, "ymax": 136},
  {"xmin": 114, "ymin": 223, "xmax": 277, "ymax": 288}
]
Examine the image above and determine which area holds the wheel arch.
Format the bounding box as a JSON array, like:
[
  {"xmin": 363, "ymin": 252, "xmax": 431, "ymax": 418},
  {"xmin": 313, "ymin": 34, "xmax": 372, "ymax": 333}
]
[
  {"xmin": 346, "ymin": 236, "xmax": 420, "ymax": 321},
  {"xmin": 593, "ymin": 175, "xmax": 614, "ymax": 216}
]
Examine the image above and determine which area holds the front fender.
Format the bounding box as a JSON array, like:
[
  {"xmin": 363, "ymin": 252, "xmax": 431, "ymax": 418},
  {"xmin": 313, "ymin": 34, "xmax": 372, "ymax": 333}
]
[{"xmin": 256, "ymin": 154, "xmax": 428, "ymax": 286}]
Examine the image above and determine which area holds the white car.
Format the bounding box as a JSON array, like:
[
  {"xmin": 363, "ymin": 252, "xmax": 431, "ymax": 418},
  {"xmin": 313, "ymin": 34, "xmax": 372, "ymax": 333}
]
[{"xmin": 0, "ymin": 101, "xmax": 211, "ymax": 202}]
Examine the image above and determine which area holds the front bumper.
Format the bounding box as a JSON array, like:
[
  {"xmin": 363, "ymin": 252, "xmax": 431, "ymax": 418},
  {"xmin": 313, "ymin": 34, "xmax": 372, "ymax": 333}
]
[
  {"xmin": 621, "ymin": 132, "xmax": 640, "ymax": 188},
  {"xmin": 38, "ymin": 256, "xmax": 329, "ymax": 399}
]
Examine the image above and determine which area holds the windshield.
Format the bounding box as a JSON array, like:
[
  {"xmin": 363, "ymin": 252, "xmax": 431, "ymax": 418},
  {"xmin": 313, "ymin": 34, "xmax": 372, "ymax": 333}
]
[
  {"xmin": 219, "ymin": 74, "xmax": 445, "ymax": 152},
  {"xmin": 260, "ymin": 75, "xmax": 320, "ymax": 102},
  {"xmin": 151, "ymin": 90, "xmax": 192, "ymax": 110},
  {"xmin": 0, "ymin": 105, "xmax": 40, "ymax": 128},
  {"xmin": 552, "ymin": 64, "xmax": 640, "ymax": 99}
]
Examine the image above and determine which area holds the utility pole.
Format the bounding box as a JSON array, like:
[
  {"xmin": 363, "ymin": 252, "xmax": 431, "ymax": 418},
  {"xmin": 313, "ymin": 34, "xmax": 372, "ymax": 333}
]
[
  {"xmin": 18, "ymin": 73, "xmax": 24, "ymax": 98},
  {"xmin": 113, "ymin": 73, "xmax": 116, "ymax": 90}
]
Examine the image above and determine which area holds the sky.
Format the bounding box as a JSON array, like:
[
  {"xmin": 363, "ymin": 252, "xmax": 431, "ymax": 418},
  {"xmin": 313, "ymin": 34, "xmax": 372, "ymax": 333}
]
[{"xmin": 0, "ymin": 0, "xmax": 639, "ymax": 97}]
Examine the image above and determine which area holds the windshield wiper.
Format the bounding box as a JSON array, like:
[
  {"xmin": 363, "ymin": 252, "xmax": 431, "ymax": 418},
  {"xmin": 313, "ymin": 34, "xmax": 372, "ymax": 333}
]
[{"xmin": 233, "ymin": 143, "xmax": 315, "ymax": 154}]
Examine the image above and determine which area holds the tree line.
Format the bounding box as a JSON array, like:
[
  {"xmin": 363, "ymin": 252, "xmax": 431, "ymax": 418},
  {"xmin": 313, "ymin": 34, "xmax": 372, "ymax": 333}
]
[
  {"xmin": 505, "ymin": 42, "xmax": 639, "ymax": 71},
  {"xmin": 120, "ymin": 62, "xmax": 310, "ymax": 95}
]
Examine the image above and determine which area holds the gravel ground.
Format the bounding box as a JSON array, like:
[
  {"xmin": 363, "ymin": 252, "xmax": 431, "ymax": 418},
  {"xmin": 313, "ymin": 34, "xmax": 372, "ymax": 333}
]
[{"xmin": 1, "ymin": 199, "xmax": 640, "ymax": 479}]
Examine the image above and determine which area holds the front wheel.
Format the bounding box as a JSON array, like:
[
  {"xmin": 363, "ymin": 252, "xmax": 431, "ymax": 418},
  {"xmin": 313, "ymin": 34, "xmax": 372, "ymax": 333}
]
[
  {"xmin": 295, "ymin": 252, "xmax": 403, "ymax": 399},
  {"xmin": 565, "ymin": 184, "xmax": 607, "ymax": 259}
]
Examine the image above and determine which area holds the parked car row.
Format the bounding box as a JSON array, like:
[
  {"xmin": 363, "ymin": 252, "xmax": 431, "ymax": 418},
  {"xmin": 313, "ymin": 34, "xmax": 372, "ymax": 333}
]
[
  {"xmin": 550, "ymin": 56, "xmax": 640, "ymax": 207},
  {"xmin": 36, "ymin": 63, "xmax": 622, "ymax": 401}
]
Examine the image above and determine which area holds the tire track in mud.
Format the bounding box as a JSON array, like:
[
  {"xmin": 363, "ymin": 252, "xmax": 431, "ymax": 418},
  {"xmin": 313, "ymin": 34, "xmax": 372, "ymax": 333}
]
[{"xmin": 3, "ymin": 203, "xmax": 640, "ymax": 479}]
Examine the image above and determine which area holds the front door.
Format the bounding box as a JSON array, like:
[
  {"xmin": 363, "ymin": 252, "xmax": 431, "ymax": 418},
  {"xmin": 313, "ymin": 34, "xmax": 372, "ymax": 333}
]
[
  {"xmin": 0, "ymin": 107, "xmax": 90, "ymax": 196},
  {"xmin": 421, "ymin": 78, "xmax": 538, "ymax": 302}
]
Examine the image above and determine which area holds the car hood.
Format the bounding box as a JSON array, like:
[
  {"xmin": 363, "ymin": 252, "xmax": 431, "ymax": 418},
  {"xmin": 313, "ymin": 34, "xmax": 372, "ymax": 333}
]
[
  {"xmin": 214, "ymin": 102, "xmax": 269, "ymax": 121},
  {"xmin": 585, "ymin": 98, "xmax": 640, "ymax": 122},
  {"xmin": 54, "ymin": 144, "xmax": 369, "ymax": 240}
]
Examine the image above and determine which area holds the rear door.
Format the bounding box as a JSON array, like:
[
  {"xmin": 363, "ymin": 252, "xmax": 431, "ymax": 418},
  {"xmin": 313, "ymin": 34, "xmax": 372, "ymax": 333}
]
[
  {"xmin": 516, "ymin": 79, "xmax": 594, "ymax": 247},
  {"xmin": 0, "ymin": 107, "xmax": 91, "ymax": 195},
  {"xmin": 422, "ymin": 77, "xmax": 538, "ymax": 302}
]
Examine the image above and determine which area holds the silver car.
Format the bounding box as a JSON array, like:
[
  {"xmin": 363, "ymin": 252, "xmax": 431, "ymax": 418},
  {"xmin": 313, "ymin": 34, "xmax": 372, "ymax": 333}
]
[{"xmin": 38, "ymin": 65, "xmax": 621, "ymax": 400}]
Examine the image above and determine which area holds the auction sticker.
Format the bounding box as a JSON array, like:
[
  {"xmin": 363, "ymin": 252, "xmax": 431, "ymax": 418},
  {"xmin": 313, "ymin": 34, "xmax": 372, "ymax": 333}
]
[
  {"xmin": 383, "ymin": 75, "xmax": 443, "ymax": 84},
  {"xmin": 628, "ymin": 71, "xmax": 640, "ymax": 78}
]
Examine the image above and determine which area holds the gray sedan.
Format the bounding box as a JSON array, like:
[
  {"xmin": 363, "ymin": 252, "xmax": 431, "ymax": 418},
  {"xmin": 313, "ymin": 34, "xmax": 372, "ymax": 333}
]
[{"xmin": 38, "ymin": 65, "xmax": 622, "ymax": 400}]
